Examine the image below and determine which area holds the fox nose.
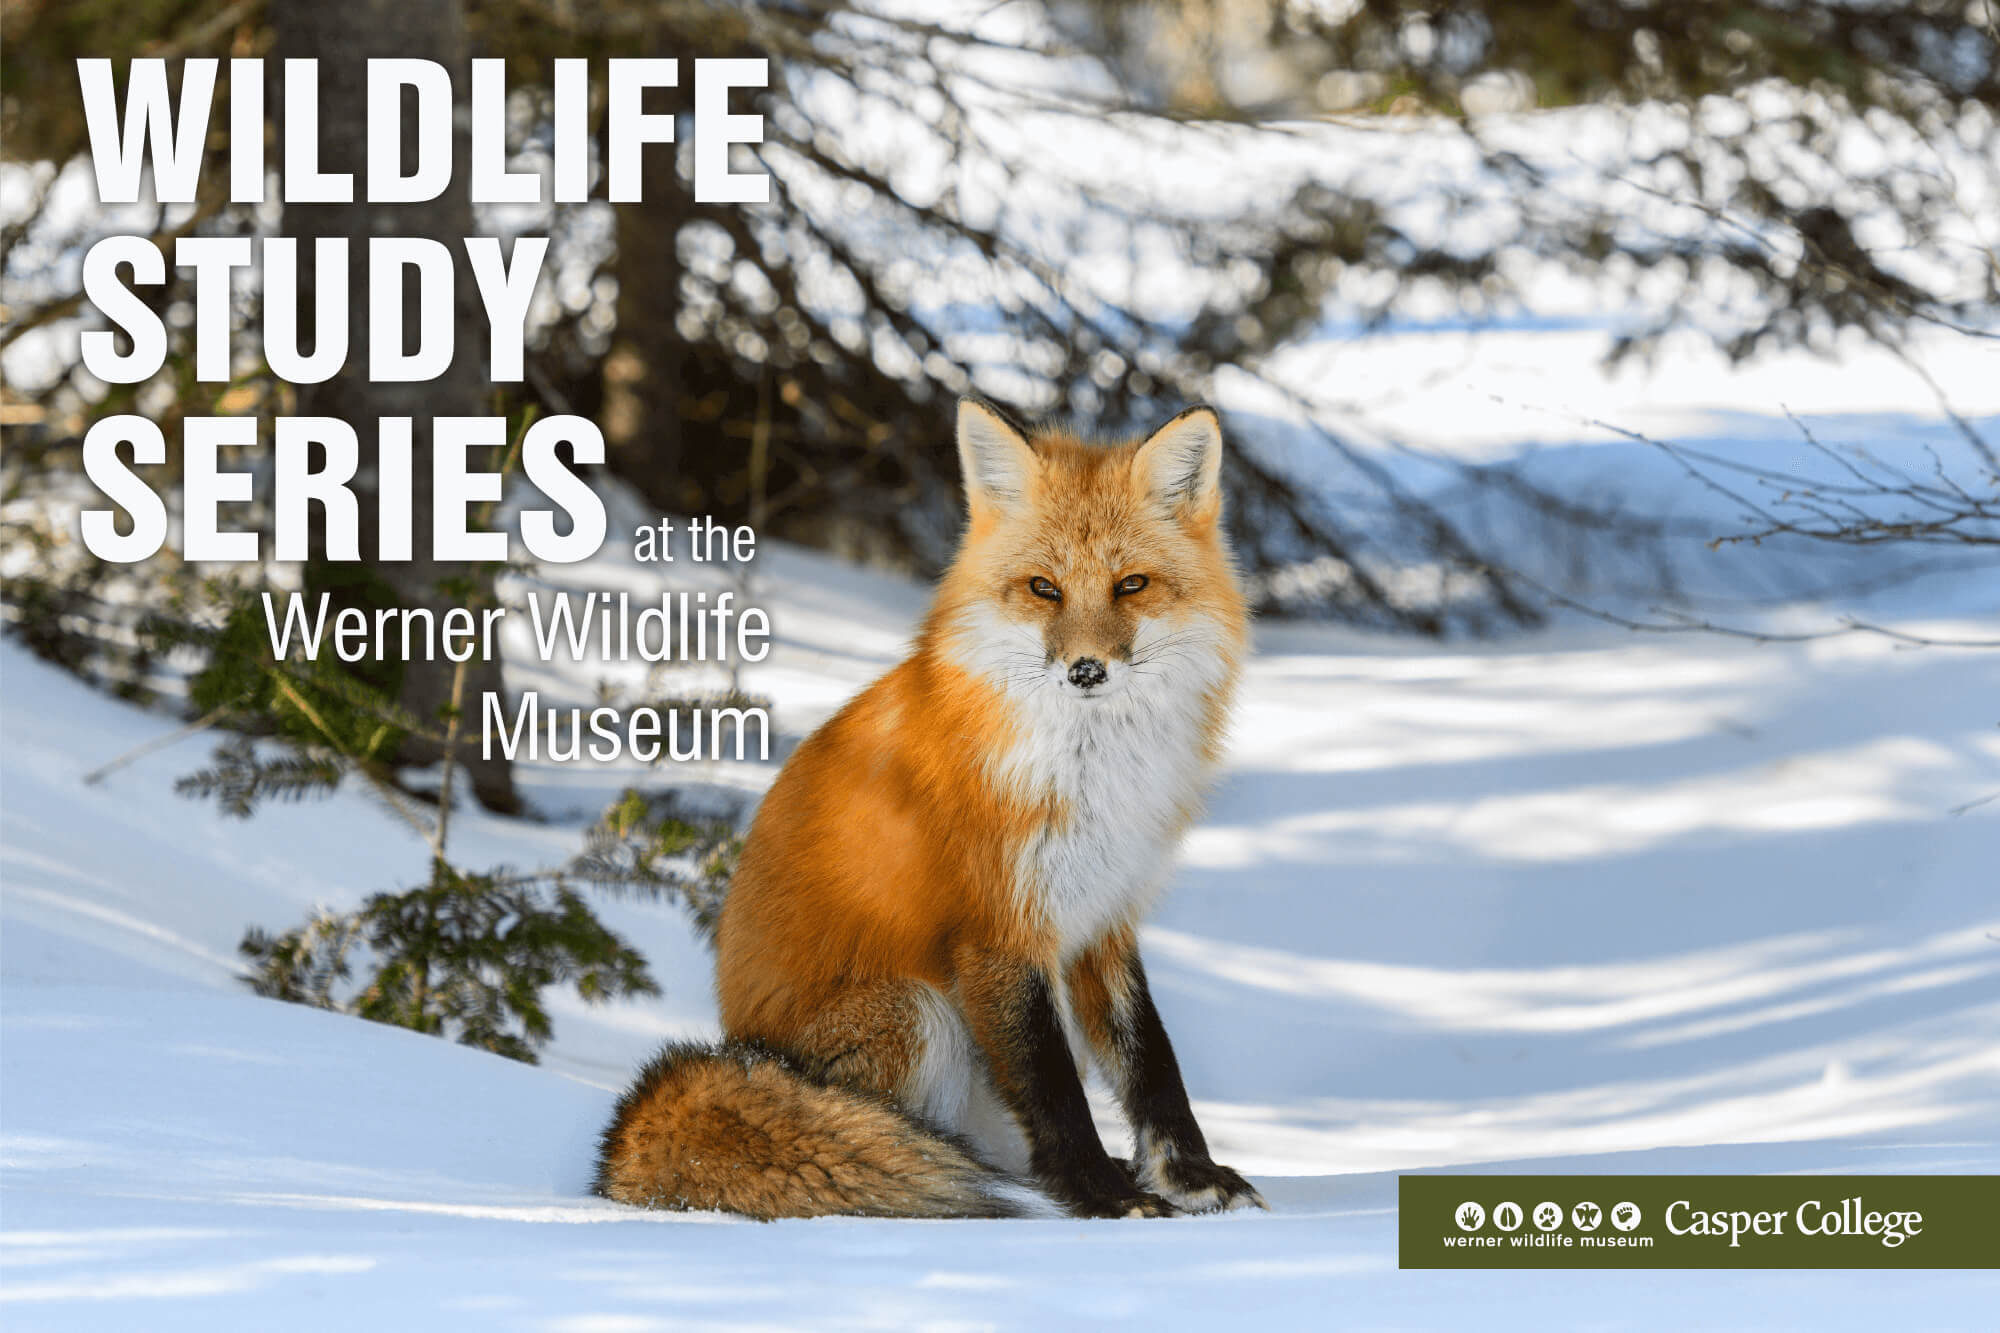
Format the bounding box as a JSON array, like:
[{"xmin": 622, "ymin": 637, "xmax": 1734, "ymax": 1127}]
[{"xmin": 1067, "ymin": 658, "xmax": 1108, "ymax": 689}]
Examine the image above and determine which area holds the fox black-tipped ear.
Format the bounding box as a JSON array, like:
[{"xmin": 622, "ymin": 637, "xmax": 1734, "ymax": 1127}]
[
  {"xmin": 957, "ymin": 396, "xmax": 1038, "ymax": 517},
  {"xmin": 1134, "ymin": 405, "xmax": 1224, "ymax": 521}
]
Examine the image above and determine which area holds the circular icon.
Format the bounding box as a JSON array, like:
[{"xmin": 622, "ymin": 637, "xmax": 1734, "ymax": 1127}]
[
  {"xmin": 1493, "ymin": 1201, "xmax": 1524, "ymax": 1232},
  {"xmin": 1571, "ymin": 1201, "xmax": 1603, "ymax": 1232},
  {"xmin": 1611, "ymin": 1201, "xmax": 1641, "ymax": 1232},
  {"xmin": 1455, "ymin": 1201, "xmax": 1486, "ymax": 1232},
  {"xmin": 1533, "ymin": 1201, "xmax": 1563, "ymax": 1232}
]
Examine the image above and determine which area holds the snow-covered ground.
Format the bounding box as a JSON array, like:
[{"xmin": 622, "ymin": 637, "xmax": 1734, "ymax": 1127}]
[{"xmin": 6, "ymin": 320, "xmax": 2000, "ymax": 1327}]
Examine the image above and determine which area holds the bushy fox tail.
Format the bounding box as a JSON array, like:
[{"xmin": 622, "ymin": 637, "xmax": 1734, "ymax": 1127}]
[{"xmin": 593, "ymin": 1041, "xmax": 1058, "ymax": 1221}]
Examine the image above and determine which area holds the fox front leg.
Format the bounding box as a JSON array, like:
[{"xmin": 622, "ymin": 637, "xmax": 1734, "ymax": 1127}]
[
  {"xmin": 1070, "ymin": 929, "xmax": 1266, "ymax": 1214},
  {"xmin": 957, "ymin": 951, "xmax": 1177, "ymax": 1219}
]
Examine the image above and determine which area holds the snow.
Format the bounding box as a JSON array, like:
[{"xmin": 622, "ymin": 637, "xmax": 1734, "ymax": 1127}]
[
  {"xmin": 7, "ymin": 21, "xmax": 1999, "ymax": 1320},
  {"xmin": 6, "ymin": 391, "xmax": 1999, "ymax": 1325},
  {"xmin": 7, "ymin": 101, "xmax": 2000, "ymax": 1317}
]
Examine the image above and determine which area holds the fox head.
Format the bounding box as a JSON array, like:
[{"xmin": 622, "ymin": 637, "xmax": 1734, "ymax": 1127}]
[{"xmin": 930, "ymin": 398, "xmax": 1247, "ymax": 711}]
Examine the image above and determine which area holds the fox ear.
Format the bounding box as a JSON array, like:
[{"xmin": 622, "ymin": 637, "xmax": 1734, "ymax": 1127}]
[
  {"xmin": 957, "ymin": 397, "xmax": 1038, "ymax": 517},
  {"xmin": 1134, "ymin": 405, "xmax": 1224, "ymax": 522}
]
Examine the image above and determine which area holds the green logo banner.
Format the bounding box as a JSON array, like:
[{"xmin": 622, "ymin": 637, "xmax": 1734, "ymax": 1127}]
[{"xmin": 1398, "ymin": 1175, "xmax": 1999, "ymax": 1269}]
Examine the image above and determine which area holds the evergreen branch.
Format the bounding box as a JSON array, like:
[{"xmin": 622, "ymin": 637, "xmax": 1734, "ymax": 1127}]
[{"xmin": 83, "ymin": 703, "xmax": 232, "ymax": 786}]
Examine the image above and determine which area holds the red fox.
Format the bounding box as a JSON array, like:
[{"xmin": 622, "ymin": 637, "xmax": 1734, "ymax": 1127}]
[{"xmin": 594, "ymin": 399, "xmax": 1262, "ymax": 1220}]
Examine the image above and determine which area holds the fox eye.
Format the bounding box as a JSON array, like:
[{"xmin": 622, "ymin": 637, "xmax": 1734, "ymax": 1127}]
[
  {"xmin": 1115, "ymin": 574, "xmax": 1150, "ymax": 596},
  {"xmin": 1028, "ymin": 576, "xmax": 1062, "ymax": 601}
]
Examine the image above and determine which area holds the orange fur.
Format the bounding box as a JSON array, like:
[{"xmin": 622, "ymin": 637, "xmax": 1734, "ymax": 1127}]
[
  {"xmin": 1066, "ymin": 923, "xmax": 1139, "ymax": 1058},
  {"xmin": 594, "ymin": 1043, "xmax": 1039, "ymax": 1220}
]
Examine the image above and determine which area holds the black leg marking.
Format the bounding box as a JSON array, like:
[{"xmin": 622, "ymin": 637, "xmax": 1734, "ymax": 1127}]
[
  {"xmin": 1112, "ymin": 954, "xmax": 1265, "ymax": 1213},
  {"xmin": 989, "ymin": 967, "xmax": 1176, "ymax": 1219}
]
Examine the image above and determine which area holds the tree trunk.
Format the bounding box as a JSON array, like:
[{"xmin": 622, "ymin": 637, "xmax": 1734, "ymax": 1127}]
[
  {"xmin": 270, "ymin": 0, "xmax": 519, "ymax": 813},
  {"xmin": 603, "ymin": 187, "xmax": 691, "ymax": 505},
  {"xmin": 599, "ymin": 43, "xmax": 696, "ymax": 514}
]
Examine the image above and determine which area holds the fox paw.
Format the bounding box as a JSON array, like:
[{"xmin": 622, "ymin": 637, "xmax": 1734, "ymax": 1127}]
[
  {"xmin": 1060, "ymin": 1169, "xmax": 1181, "ymax": 1219},
  {"xmin": 1092, "ymin": 1189, "xmax": 1179, "ymax": 1220},
  {"xmin": 1145, "ymin": 1156, "xmax": 1266, "ymax": 1214}
]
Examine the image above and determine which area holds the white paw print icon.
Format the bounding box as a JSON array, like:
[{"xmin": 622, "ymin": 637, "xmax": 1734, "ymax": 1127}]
[
  {"xmin": 1611, "ymin": 1202, "xmax": 1642, "ymax": 1232},
  {"xmin": 1571, "ymin": 1200, "xmax": 1603, "ymax": 1232},
  {"xmin": 1455, "ymin": 1201, "xmax": 1486, "ymax": 1232},
  {"xmin": 1533, "ymin": 1201, "xmax": 1563, "ymax": 1231}
]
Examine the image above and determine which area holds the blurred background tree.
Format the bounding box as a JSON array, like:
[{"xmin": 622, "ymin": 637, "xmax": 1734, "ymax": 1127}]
[
  {"xmin": 1064, "ymin": 0, "xmax": 1996, "ymax": 357},
  {"xmin": 265, "ymin": 0, "xmax": 521, "ymax": 811},
  {"xmin": 4, "ymin": 0, "xmax": 1994, "ymax": 795}
]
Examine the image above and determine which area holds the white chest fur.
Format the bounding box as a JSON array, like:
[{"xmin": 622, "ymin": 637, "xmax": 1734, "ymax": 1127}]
[
  {"xmin": 993, "ymin": 680, "xmax": 1213, "ymax": 952},
  {"xmin": 946, "ymin": 604, "xmax": 1234, "ymax": 955}
]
